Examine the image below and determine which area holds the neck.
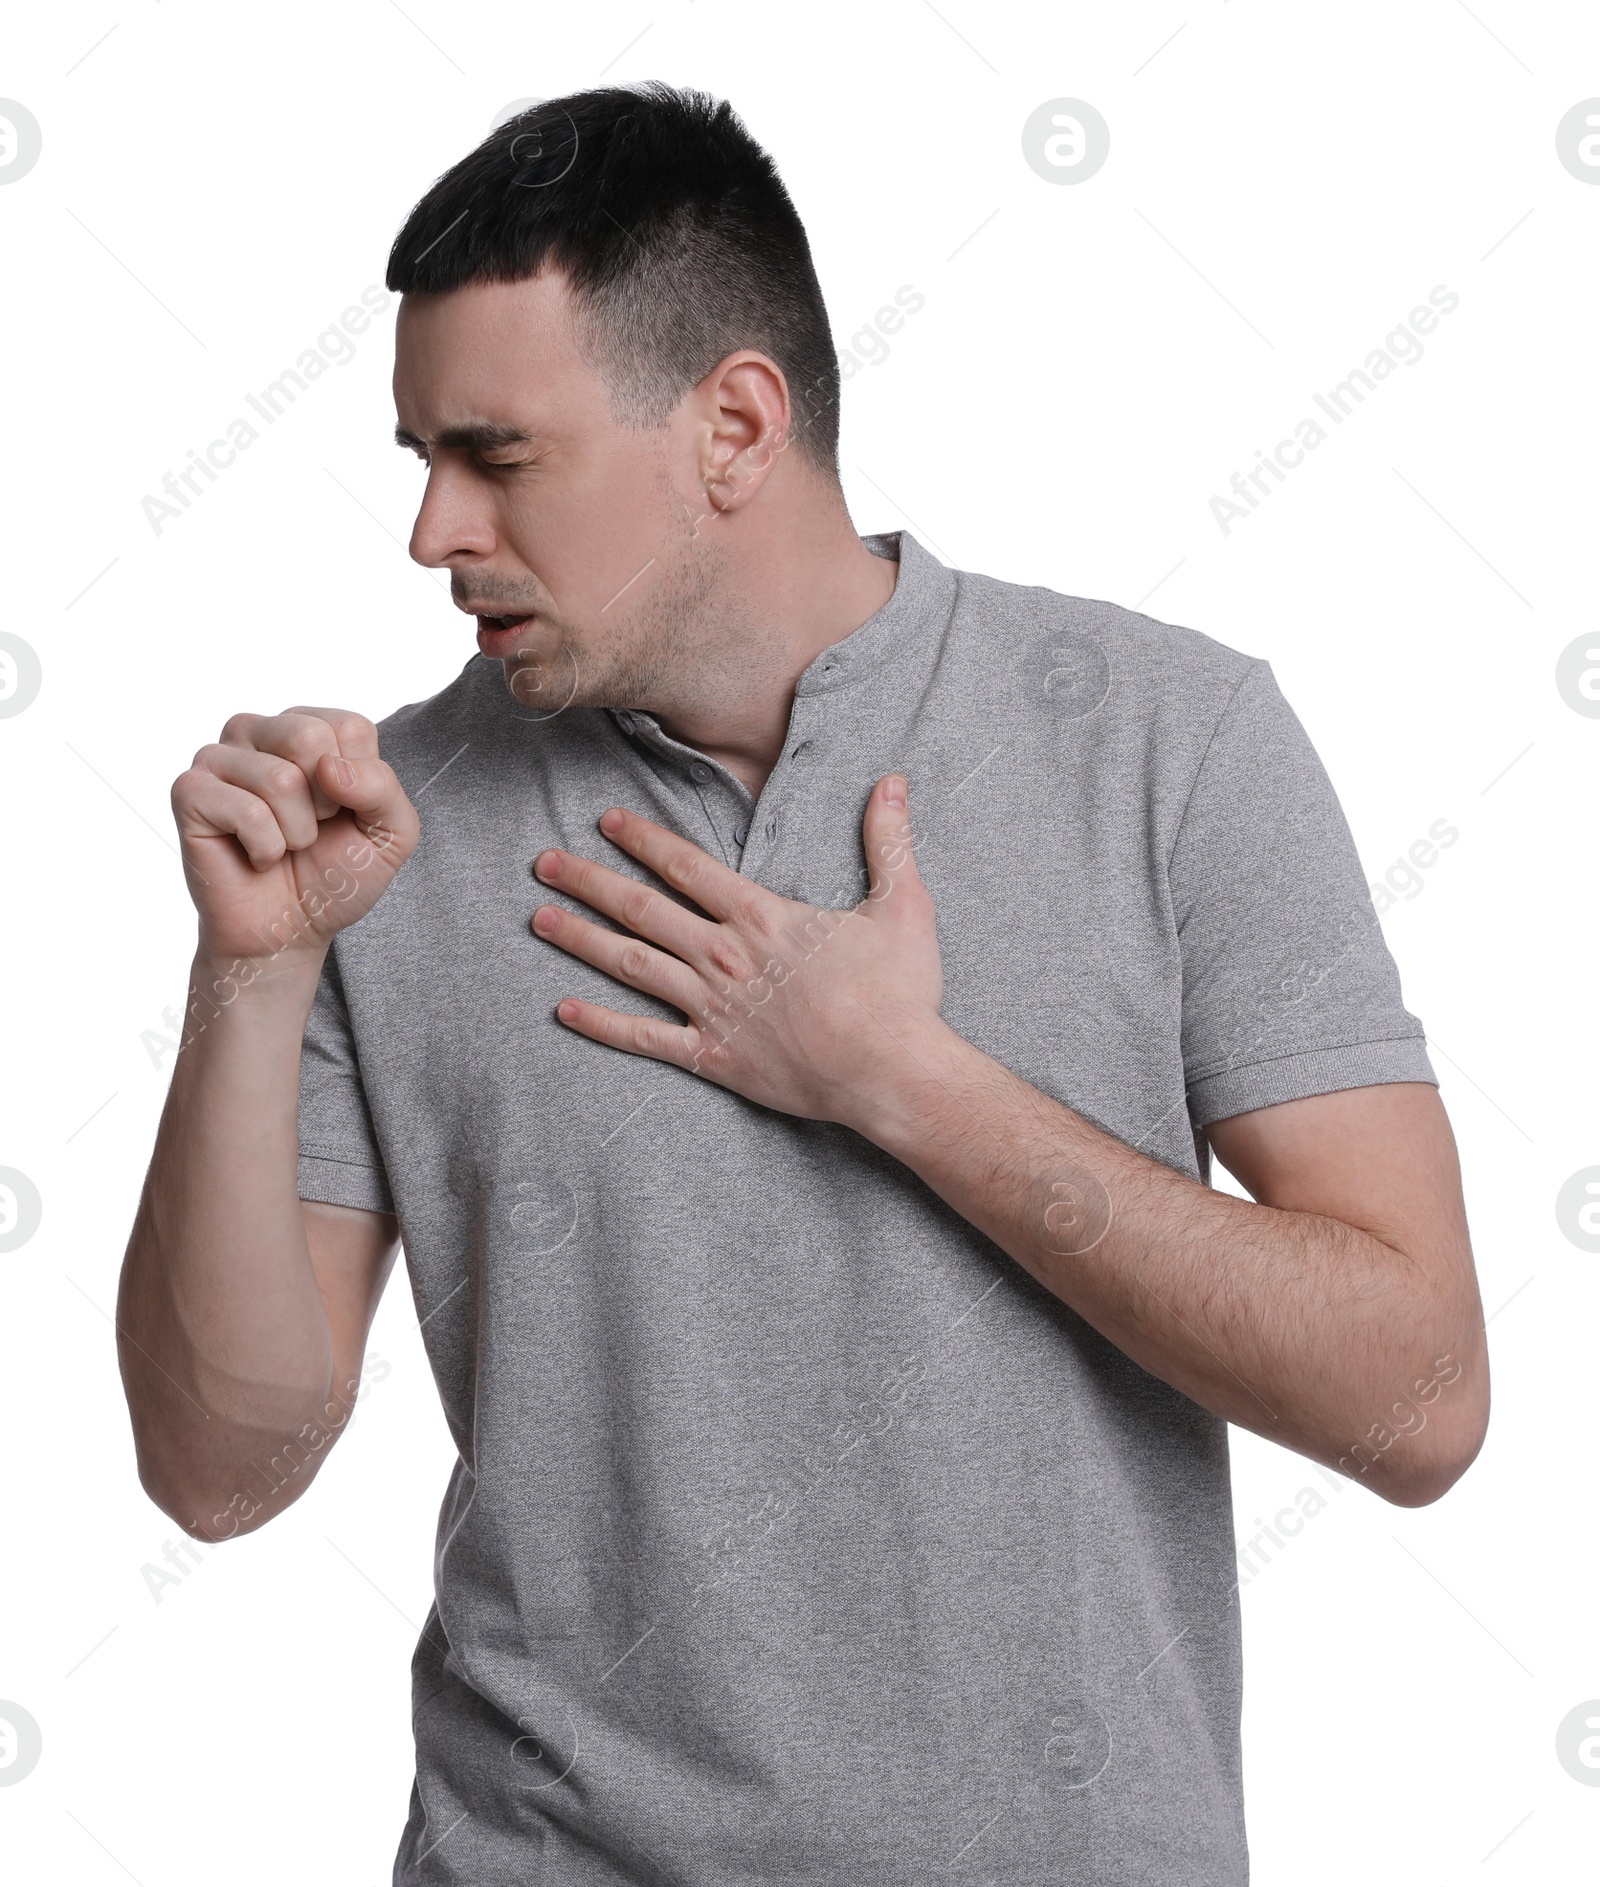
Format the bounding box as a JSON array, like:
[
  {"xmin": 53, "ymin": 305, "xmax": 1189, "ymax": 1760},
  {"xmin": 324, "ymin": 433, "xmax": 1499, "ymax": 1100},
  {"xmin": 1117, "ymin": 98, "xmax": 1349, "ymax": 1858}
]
[{"xmin": 641, "ymin": 495, "xmax": 898, "ymax": 798}]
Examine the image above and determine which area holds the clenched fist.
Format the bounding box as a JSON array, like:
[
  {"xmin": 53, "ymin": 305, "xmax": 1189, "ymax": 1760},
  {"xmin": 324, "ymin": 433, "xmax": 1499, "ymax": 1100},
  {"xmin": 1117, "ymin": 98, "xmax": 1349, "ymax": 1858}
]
[{"xmin": 171, "ymin": 706, "xmax": 419, "ymax": 968}]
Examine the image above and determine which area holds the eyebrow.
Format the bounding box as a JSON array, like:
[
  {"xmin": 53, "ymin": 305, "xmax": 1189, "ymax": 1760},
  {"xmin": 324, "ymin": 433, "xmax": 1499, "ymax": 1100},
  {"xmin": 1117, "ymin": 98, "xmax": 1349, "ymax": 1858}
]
[{"xmin": 394, "ymin": 421, "xmax": 538, "ymax": 452}]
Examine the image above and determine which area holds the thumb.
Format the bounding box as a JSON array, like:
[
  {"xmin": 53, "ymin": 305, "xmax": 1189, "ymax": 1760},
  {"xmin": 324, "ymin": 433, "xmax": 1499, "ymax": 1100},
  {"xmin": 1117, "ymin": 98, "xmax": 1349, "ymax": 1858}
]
[
  {"xmin": 861, "ymin": 774, "xmax": 926, "ymax": 913},
  {"xmin": 313, "ymin": 751, "xmax": 420, "ymax": 864}
]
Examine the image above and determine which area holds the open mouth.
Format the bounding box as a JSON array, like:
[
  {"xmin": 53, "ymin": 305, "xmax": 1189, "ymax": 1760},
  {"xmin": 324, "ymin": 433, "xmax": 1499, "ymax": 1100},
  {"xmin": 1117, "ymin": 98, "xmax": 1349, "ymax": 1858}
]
[{"xmin": 474, "ymin": 610, "xmax": 542, "ymax": 657}]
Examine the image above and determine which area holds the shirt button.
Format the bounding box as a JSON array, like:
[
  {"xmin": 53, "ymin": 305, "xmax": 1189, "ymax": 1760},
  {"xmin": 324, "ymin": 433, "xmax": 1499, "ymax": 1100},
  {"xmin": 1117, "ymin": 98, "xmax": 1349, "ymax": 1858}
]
[
  {"xmin": 689, "ymin": 762, "xmax": 714, "ymax": 784},
  {"xmin": 734, "ymin": 821, "xmax": 749, "ymax": 846},
  {"xmin": 616, "ymin": 711, "xmax": 635, "ymax": 733}
]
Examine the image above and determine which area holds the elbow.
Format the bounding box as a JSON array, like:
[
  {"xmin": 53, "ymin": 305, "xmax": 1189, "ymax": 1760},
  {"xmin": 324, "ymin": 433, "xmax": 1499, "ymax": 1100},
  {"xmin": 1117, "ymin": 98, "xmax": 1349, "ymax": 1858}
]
[
  {"xmin": 1370, "ymin": 1388, "xmax": 1491, "ymax": 1510},
  {"xmin": 134, "ymin": 1450, "xmax": 250, "ymax": 1543},
  {"xmin": 132, "ymin": 1425, "xmax": 330, "ymax": 1543}
]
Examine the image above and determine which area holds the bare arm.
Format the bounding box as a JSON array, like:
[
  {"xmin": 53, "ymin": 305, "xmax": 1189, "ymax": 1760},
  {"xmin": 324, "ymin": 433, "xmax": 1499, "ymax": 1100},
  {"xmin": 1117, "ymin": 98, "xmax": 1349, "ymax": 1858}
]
[
  {"xmin": 859, "ymin": 1054, "xmax": 1488, "ymax": 1507},
  {"xmin": 117, "ymin": 709, "xmax": 418, "ymax": 1541}
]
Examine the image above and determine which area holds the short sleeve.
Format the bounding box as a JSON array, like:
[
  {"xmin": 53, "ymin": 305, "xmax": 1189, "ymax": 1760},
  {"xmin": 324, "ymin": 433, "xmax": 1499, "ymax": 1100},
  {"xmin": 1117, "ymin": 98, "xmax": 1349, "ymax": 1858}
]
[
  {"xmin": 1170, "ymin": 658, "xmax": 1437, "ymax": 1129},
  {"xmin": 297, "ymin": 945, "xmax": 396, "ymax": 1214}
]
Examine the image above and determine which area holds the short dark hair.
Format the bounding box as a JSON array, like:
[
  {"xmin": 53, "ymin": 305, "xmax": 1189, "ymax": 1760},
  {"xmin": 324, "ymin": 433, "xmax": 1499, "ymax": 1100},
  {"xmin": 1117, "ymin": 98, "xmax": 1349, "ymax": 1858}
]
[{"xmin": 386, "ymin": 82, "xmax": 841, "ymax": 477}]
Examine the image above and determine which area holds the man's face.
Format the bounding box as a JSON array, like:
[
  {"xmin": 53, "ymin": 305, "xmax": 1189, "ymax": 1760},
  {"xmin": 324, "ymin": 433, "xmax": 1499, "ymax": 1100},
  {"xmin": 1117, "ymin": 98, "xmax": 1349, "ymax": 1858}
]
[{"xmin": 393, "ymin": 269, "xmax": 723, "ymax": 714}]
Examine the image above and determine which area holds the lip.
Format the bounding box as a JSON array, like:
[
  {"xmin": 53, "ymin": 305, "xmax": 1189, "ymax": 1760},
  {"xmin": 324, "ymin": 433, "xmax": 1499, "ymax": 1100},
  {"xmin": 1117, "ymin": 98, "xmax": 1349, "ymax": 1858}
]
[{"xmin": 473, "ymin": 612, "xmax": 539, "ymax": 659}]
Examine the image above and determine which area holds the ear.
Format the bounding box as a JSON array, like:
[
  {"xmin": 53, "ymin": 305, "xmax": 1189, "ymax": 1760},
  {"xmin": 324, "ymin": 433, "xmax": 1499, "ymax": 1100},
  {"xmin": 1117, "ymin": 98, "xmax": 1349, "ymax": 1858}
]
[{"xmin": 697, "ymin": 351, "xmax": 793, "ymax": 515}]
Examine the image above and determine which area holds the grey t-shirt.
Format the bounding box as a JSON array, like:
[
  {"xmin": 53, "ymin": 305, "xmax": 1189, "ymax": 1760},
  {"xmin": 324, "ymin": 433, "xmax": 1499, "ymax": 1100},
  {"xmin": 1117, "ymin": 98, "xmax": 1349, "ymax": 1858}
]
[{"xmin": 298, "ymin": 529, "xmax": 1434, "ymax": 1884}]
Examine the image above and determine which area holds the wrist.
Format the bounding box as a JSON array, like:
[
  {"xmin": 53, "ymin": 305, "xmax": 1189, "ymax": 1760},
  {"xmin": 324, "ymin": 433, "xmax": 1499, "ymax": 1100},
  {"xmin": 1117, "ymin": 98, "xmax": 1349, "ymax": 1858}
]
[
  {"xmin": 183, "ymin": 942, "xmax": 327, "ymax": 1042},
  {"xmin": 193, "ymin": 933, "xmax": 327, "ymax": 986},
  {"xmin": 837, "ymin": 1011, "xmax": 984, "ymax": 1157}
]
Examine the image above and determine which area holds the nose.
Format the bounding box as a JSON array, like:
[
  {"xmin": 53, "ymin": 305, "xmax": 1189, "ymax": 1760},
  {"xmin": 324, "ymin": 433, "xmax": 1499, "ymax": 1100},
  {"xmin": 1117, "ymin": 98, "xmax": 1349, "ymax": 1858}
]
[{"xmin": 408, "ymin": 460, "xmax": 497, "ymax": 570}]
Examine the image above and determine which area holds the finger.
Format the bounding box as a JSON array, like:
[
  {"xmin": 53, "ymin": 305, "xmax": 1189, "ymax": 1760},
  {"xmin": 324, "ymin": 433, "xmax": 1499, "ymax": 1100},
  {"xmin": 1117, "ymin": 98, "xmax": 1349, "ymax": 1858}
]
[
  {"xmin": 224, "ymin": 709, "xmax": 381, "ymax": 818},
  {"xmin": 550, "ymin": 996, "xmax": 699, "ymax": 1070},
  {"xmin": 311, "ymin": 752, "xmax": 420, "ymax": 863},
  {"xmin": 172, "ymin": 769, "xmax": 291, "ymax": 871},
  {"xmin": 595, "ymin": 807, "xmax": 766, "ymax": 927},
  {"xmin": 532, "ymin": 846, "xmax": 723, "ymax": 969},
  {"xmin": 860, "ymin": 774, "xmax": 927, "ymax": 913},
  {"xmin": 191, "ymin": 744, "xmax": 321, "ymax": 851},
  {"xmin": 222, "ymin": 710, "xmax": 341, "ymax": 818},
  {"xmin": 531, "ymin": 905, "xmax": 704, "ymax": 1015},
  {"xmin": 282, "ymin": 707, "xmax": 381, "ymax": 763}
]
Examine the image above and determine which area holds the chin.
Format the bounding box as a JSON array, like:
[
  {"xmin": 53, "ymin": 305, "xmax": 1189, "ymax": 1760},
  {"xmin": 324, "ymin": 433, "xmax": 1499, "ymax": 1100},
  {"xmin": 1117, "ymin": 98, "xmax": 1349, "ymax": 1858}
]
[{"xmin": 503, "ymin": 646, "xmax": 585, "ymax": 718}]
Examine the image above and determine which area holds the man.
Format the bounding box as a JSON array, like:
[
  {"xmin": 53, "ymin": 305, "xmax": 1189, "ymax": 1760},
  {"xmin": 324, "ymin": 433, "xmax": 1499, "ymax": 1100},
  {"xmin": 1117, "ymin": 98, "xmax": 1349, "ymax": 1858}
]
[{"xmin": 118, "ymin": 81, "xmax": 1488, "ymax": 1884}]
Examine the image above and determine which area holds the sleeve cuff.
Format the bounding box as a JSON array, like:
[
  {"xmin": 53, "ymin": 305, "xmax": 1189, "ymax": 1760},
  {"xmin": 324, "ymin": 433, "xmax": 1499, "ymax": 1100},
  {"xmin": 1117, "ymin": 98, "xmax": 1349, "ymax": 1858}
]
[
  {"xmin": 1187, "ymin": 1035, "xmax": 1438, "ymax": 1129},
  {"xmin": 298, "ymin": 1148, "xmax": 395, "ymax": 1215}
]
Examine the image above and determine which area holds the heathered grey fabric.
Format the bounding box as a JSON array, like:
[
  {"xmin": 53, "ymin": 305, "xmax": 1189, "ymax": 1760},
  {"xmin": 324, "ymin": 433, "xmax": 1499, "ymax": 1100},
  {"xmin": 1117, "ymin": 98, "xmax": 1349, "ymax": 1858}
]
[{"xmin": 297, "ymin": 529, "xmax": 1435, "ymax": 1884}]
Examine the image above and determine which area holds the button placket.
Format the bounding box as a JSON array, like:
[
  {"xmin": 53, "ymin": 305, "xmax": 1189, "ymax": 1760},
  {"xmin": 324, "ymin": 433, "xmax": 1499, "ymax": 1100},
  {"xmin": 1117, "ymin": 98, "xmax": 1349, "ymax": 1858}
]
[
  {"xmin": 737, "ymin": 692, "xmax": 824, "ymax": 884},
  {"xmin": 675, "ymin": 753, "xmax": 756, "ymax": 870}
]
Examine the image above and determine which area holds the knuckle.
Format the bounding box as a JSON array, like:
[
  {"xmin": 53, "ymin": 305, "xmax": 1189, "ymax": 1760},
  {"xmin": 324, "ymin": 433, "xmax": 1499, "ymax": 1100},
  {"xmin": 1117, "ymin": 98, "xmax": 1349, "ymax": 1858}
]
[
  {"xmin": 242, "ymin": 807, "xmax": 282, "ymax": 851},
  {"xmin": 266, "ymin": 763, "xmax": 305, "ymax": 799},
  {"xmin": 618, "ymin": 943, "xmax": 652, "ymax": 981},
  {"xmin": 628, "ymin": 1017, "xmax": 657, "ymax": 1055},
  {"xmin": 333, "ymin": 711, "xmax": 377, "ymax": 748},
  {"xmin": 620, "ymin": 887, "xmax": 656, "ymax": 932},
  {"xmin": 219, "ymin": 712, "xmax": 257, "ymax": 745},
  {"xmin": 282, "ymin": 722, "xmax": 334, "ymax": 764},
  {"xmin": 707, "ymin": 938, "xmax": 750, "ymax": 983},
  {"xmin": 737, "ymin": 891, "xmax": 773, "ymax": 935},
  {"xmin": 668, "ymin": 854, "xmax": 704, "ymax": 896}
]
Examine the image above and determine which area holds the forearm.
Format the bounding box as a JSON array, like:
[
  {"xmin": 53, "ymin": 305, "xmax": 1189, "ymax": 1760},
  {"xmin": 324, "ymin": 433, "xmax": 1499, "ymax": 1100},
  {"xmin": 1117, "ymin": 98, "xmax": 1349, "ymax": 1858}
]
[
  {"xmin": 849, "ymin": 1017, "xmax": 1485, "ymax": 1502},
  {"xmin": 118, "ymin": 946, "xmax": 337, "ymax": 1529}
]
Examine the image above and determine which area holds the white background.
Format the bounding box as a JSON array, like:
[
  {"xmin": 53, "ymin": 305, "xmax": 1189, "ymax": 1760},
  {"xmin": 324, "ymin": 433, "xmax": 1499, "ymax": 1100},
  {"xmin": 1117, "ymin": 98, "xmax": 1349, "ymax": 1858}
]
[{"xmin": 1, "ymin": 2, "xmax": 1596, "ymax": 1880}]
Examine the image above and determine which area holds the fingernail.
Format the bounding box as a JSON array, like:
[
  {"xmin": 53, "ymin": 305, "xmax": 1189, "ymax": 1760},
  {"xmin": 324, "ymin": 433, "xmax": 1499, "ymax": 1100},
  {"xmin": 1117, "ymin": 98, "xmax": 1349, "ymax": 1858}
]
[
  {"xmin": 331, "ymin": 758, "xmax": 355, "ymax": 789},
  {"xmin": 884, "ymin": 775, "xmax": 907, "ymax": 807},
  {"xmin": 599, "ymin": 808, "xmax": 625, "ymax": 834}
]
